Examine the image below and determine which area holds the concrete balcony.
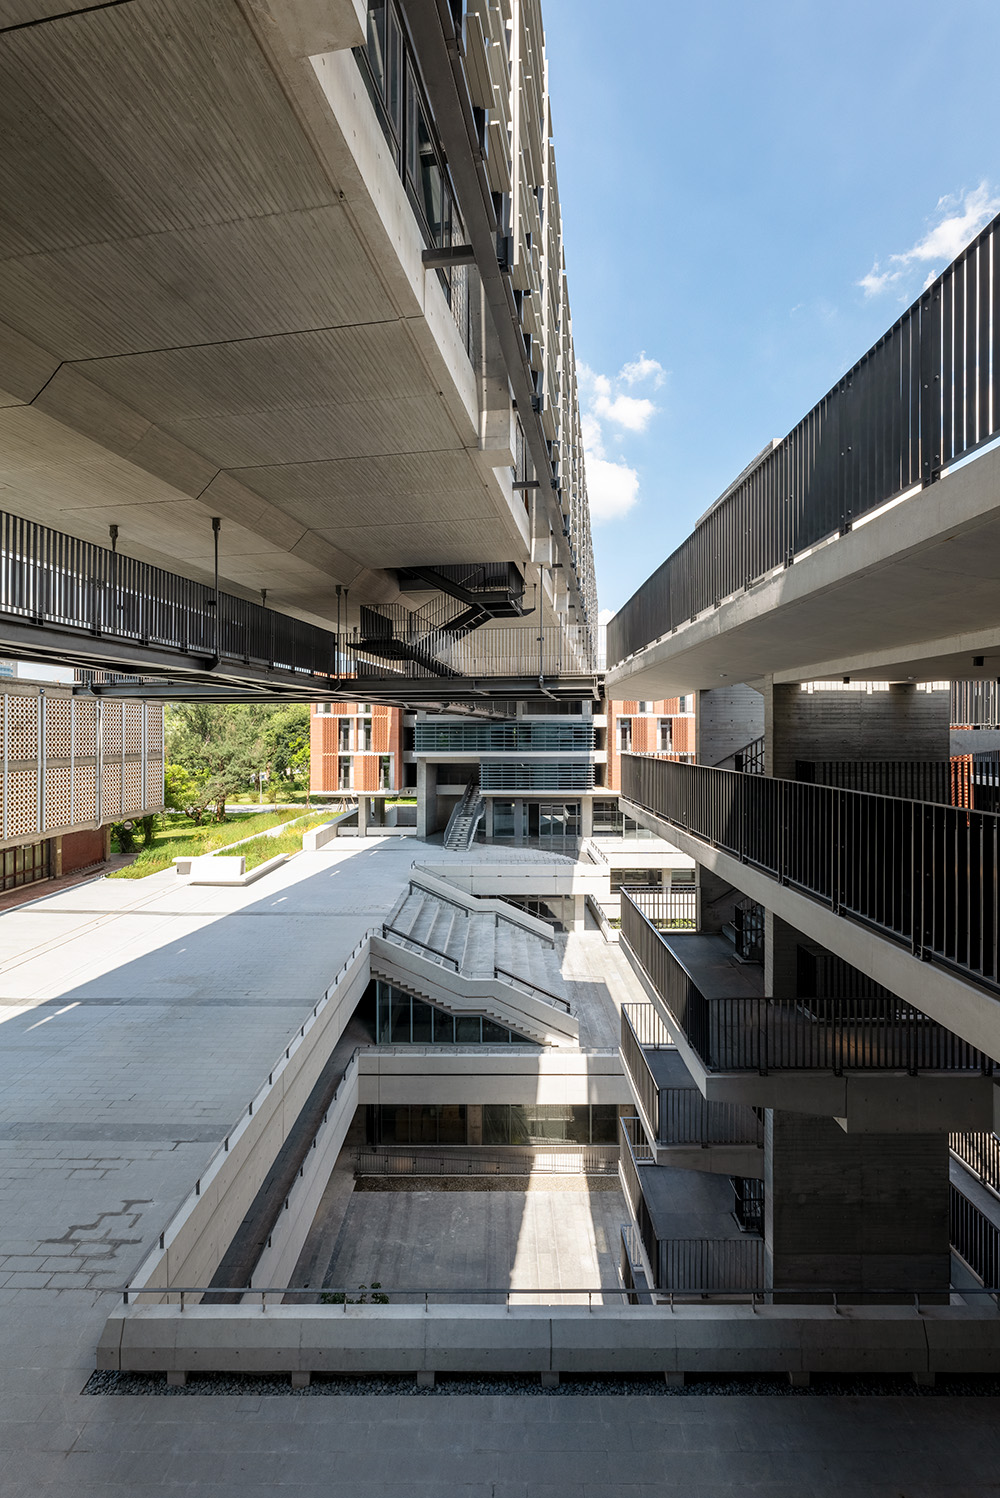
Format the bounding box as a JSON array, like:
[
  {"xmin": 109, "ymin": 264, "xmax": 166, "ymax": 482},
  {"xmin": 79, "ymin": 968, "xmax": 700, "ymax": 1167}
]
[{"xmin": 619, "ymin": 892, "xmax": 996, "ymax": 1134}]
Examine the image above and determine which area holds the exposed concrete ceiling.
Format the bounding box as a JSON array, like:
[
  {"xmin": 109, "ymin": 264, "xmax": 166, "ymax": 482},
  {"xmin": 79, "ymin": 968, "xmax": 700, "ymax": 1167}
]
[
  {"xmin": 607, "ymin": 446, "xmax": 1000, "ymax": 699},
  {"xmin": 0, "ymin": 0, "xmax": 530, "ymax": 629}
]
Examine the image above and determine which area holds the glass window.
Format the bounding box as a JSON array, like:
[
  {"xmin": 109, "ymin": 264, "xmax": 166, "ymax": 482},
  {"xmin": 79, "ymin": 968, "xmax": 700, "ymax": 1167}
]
[
  {"xmin": 658, "ymin": 718, "xmax": 672, "ymax": 753},
  {"xmin": 379, "ymin": 754, "xmax": 392, "ymax": 789},
  {"xmin": 337, "ymin": 756, "xmax": 351, "ymax": 790},
  {"xmin": 618, "ymin": 719, "xmax": 632, "ymax": 752},
  {"xmin": 492, "ymin": 800, "xmax": 515, "ymax": 840},
  {"xmin": 361, "ymin": 721, "xmax": 373, "ymax": 751},
  {"xmin": 410, "ymin": 999, "xmax": 434, "ymax": 1044},
  {"xmin": 338, "ymin": 718, "xmax": 351, "ymax": 751}
]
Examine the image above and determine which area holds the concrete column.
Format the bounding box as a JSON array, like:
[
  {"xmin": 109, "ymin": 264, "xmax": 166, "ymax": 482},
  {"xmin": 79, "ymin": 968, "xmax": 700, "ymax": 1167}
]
[
  {"xmin": 764, "ymin": 679, "xmax": 951, "ymax": 783},
  {"xmin": 571, "ymin": 895, "xmax": 586, "ymax": 932},
  {"xmin": 697, "ymin": 685, "xmax": 764, "ymax": 767},
  {"xmin": 484, "ymin": 798, "xmax": 495, "ymax": 839},
  {"xmin": 416, "ymin": 762, "xmax": 438, "ymax": 840},
  {"xmin": 372, "ymin": 797, "xmax": 386, "ymax": 828},
  {"xmin": 764, "ymin": 1110, "xmax": 951, "ymax": 1299},
  {"xmin": 697, "ymin": 864, "xmax": 736, "ymax": 934},
  {"xmin": 357, "ymin": 796, "xmax": 369, "ymax": 836},
  {"xmin": 580, "ymin": 796, "xmax": 594, "ymax": 838},
  {"xmin": 764, "ymin": 912, "xmax": 803, "ymax": 999},
  {"xmin": 51, "ymin": 836, "xmax": 62, "ymax": 879}
]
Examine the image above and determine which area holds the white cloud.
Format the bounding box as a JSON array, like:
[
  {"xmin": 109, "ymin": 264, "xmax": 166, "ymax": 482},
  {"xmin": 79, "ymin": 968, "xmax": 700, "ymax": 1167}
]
[
  {"xmin": 858, "ymin": 182, "xmax": 1000, "ymax": 299},
  {"xmin": 593, "ymin": 391, "xmax": 656, "ymax": 433},
  {"xmin": 580, "ymin": 410, "xmax": 605, "ymax": 459},
  {"xmin": 619, "ymin": 352, "xmax": 665, "ymax": 389},
  {"xmin": 576, "ymin": 349, "xmax": 666, "ymax": 527},
  {"xmin": 597, "ymin": 607, "xmax": 614, "ymax": 626},
  {"xmin": 586, "ymin": 455, "xmax": 640, "ymax": 522}
]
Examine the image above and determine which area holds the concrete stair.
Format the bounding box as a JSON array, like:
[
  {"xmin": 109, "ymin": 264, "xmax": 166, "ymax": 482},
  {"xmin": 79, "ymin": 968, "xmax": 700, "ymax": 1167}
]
[{"xmin": 376, "ymin": 882, "xmax": 574, "ymax": 1045}]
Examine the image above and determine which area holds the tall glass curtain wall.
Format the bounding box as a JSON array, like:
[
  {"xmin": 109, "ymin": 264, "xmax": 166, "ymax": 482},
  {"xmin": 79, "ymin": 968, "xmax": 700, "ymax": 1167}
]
[
  {"xmin": 369, "ymin": 1103, "xmax": 619, "ymax": 1148},
  {"xmin": 372, "ymin": 980, "xmax": 534, "ymax": 1046}
]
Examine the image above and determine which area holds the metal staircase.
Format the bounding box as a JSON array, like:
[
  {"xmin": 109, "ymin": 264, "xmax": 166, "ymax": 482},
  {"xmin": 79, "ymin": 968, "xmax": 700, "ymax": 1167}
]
[{"xmin": 444, "ymin": 777, "xmax": 484, "ymax": 850}]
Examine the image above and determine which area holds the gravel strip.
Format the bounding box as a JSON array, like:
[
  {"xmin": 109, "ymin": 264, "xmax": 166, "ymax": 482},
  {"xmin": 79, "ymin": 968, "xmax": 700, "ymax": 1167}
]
[{"xmin": 83, "ymin": 1369, "xmax": 1000, "ymax": 1397}]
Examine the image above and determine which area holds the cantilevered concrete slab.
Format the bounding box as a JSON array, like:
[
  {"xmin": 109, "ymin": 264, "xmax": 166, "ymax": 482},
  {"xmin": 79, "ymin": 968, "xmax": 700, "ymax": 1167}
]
[
  {"xmin": 607, "ymin": 443, "xmax": 1000, "ymax": 699},
  {"xmin": 0, "ymin": 0, "xmax": 531, "ymax": 624}
]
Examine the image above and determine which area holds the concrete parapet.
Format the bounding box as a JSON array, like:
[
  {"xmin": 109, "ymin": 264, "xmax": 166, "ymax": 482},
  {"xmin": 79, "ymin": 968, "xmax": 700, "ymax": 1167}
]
[{"xmin": 98, "ymin": 1301, "xmax": 1000, "ymax": 1379}]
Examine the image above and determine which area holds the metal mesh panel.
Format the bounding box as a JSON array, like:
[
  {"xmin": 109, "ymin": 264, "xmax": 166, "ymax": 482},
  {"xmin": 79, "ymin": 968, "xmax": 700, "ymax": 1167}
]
[
  {"xmin": 123, "ymin": 702, "xmax": 142, "ymax": 755},
  {"xmin": 73, "ymin": 700, "xmax": 97, "ymax": 756},
  {"xmin": 147, "ymin": 706, "xmax": 163, "ymax": 755},
  {"xmin": 146, "ymin": 761, "xmax": 164, "ymax": 807},
  {"xmin": 102, "ymin": 702, "xmax": 123, "ymax": 757},
  {"xmin": 74, "ymin": 765, "xmax": 97, "ymax": 822},
  {"xmin": 45, "ymin": 766, "xmax": 73, "ymax": 830},
  {"xmin": 45, "ymin": 698, "xmax": 72, "ymax": 757},
  {"xmin": 8, "ymin": 696, "xmax": 37, "ymax": 763},
  {"xmin": 103, "ymin": 761, "xmax": 122, "ymax": 819},
  {"xmin": 123, "ymin": 762, "xmax": 142, "ymax": 814},
  {"xmin": 7, "ymin": 769, "xmax": 38, "ymax": 838}
]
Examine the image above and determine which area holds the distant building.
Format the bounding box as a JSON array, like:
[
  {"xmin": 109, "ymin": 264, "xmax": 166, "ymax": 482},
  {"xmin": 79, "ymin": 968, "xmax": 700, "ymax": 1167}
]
[{"xmin": 310, "ymin": 703, "xmax": 404, "ymax": 796}]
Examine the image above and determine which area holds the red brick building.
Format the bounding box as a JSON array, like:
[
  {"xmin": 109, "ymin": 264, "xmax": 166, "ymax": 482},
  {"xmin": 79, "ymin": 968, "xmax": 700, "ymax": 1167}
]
[
  {"xmin": 310, "ymin": 703, "xmax": 404, "ymax": 795},
  {"xmin": 604, "ymin": 697, "xmax": 695, "ymax": 793}
]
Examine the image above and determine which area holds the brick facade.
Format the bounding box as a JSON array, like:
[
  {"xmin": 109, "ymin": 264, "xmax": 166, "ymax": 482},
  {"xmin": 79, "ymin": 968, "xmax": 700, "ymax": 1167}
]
[
  {"xmin": 605, "ymin": 698, "xmax": 694, "ymax": 793},
  {"xmin": 310, "ymin": 704, "xmax": 404, "ymax": 795}
]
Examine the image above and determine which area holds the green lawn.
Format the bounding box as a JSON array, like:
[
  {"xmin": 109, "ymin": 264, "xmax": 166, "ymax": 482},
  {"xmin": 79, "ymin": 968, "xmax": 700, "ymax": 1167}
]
[
  {"xmin": 108, "ymin": 809, "xmax": 322, "ymax": 880},
  {"xmin": 220, "ymin": 813, "xmax": 332, "ymax": 871}
]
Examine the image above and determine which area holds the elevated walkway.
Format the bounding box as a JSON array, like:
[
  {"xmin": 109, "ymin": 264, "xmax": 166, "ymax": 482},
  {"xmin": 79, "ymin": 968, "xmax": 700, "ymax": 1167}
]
[{"xmin": 619, "ymin": 897, "xmax": 995, "ymax": 1131}]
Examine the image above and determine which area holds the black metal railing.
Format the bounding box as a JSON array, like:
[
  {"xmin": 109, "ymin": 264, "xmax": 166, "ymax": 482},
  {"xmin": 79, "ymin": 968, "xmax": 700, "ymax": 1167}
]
[
  {"xmin": 734, "ymin": 736, "xmax": 765, "ymax": 774},
  {"xmin": 619, "ymin": 884, "xmax": 696, "ymax": 929},
  {"xmin": 354, "ymin": 1145, "xmax": 619, "ymax": 1177},
  {"xmin": 732, "ymin": 1176, "xmax": 765, "ymax": 1235},
  {"xmin": 380, "ymin": 924, "xmax": 460, "ymax": 970},
  {"xmin": 797, "ymin": 757, "xmax": 953, "ymax": 802},
  {"xmin": 493, "ymin": 966, "xmax": 571, "ymax": 1014},
  {"xmin": 951, "ymin": 1183, "xmax": 1000, "ymax": 1291},
  {"xmin": 620, "ymin": 889, "xmax": 993, "ymax": 1076},
  {"xmin": 608, "ymin": 210, "xmax": 1000, "ymax": 667},
  {"xmin": 0, "ymin": 509, "xmax": 597, "ymax": 688},
  {"xmin": 733, "ymin": 897, "xmax": 764, "ymax": 963},
  {"xmin": 618, "ymin": 1115, "xmax": 658, "ymax": 1280},
  {"xmin": 622, "ymin": 754, "xmax": 1000, "ymax": 997},
  {"xmin": 620, "ymin": 1006, "xmax": 663, "ymax": 1138},
  {"xmin": 658, "ymin": 1236, "xmax": 765, "ymax": 1295},
  {"xmin": 951, "ymin": 1131, "xmax": 1000, "ymax": 1197},
  {"xmin": 662, "ymin": 1092, "xmax": 763, "ymax": 1148}
]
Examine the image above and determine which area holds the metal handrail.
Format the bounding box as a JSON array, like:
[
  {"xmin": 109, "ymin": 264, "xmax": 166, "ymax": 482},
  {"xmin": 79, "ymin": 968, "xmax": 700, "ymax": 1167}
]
[
  {"xmin": 608, "ymin": 209, "xmax": 1000, "ymax": 668},
  {"xmin": 119, "ymin": 1282, "xmax": 1000, "ymax": 1308},
  {"xmin": 619, "ymin": 887, "xmax": 994, "ymax": 1076},
  {"xmin": 493, "ymin": 965, "xmax": 571, "ymax": 1013},
  {"xmin": 380, "ymin": 924, "xmax": 460, "ymax": 970},
  {"xmin": 622, "ymin": 755, "xmax": 1000, "ymax": 1003}
]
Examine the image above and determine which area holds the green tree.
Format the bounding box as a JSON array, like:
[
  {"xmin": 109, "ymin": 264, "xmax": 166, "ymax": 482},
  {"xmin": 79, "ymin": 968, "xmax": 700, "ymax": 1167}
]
[
  {"xmin": 166, "ymin": 705, "xmax": 264, "ymax": 820},
  {"xmin": 164, "ymin": 704, "xmax": 313, "ymax": 818}
]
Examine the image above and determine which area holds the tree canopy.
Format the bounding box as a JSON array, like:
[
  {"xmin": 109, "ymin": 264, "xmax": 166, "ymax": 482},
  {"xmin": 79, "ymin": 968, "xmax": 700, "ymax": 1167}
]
[{"xmin": 165, "ymin": 704, "xmax": 310, "ymax": 818}]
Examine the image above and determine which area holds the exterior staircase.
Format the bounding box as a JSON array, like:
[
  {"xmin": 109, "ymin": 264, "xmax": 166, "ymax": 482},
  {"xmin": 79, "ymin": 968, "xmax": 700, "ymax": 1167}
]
[
  {"xmin": 444, "ymin": 779, "xmax": 484, "ymax": 851},
  {"xmin": 374, "ymin": 879, "xmax": 577, "ymax": 1046}
]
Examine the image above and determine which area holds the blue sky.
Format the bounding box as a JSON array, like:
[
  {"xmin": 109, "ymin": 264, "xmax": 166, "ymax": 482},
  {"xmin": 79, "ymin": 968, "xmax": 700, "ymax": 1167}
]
[{"xmin": 542, "ymin": 0, "xmax": 1000, "ymax": 618}]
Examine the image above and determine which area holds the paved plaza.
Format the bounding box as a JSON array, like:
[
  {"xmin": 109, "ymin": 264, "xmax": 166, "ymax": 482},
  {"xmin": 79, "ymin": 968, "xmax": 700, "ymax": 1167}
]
[{"xmin": 0, "ymin": 837, "xmax": 997, "ymax": 1494}]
